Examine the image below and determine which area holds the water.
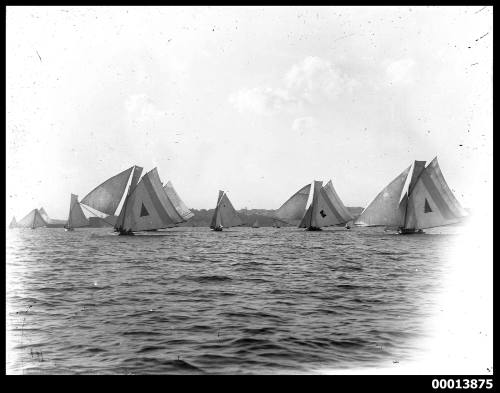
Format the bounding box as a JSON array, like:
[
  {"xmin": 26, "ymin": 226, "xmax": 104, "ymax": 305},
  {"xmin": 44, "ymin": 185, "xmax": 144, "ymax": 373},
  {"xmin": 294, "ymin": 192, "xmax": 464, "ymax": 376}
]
[{"xmin": 6, "ymin": 226, "xmax": 459, "ymax": 374}]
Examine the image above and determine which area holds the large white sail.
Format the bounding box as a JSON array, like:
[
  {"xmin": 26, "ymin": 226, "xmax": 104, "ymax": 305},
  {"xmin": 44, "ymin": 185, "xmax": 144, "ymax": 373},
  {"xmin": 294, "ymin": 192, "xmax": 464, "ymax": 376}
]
[
  {"xmin": 404, "ymin": 157, "xmax": 467, "ymax": 230},
  {"xmin": 67, "ymin": 194, "xmax": 89, "ymax": 228},
  {"xmin": 298, "ymin": 181, "xmax": 323, "ymax": 228},
  {"xmin": 17, "ymin": 209, "xmax": 47, "ymax": 229},
  {"xmin": 354, "ymin": 165, "xmax": 411, "ymax": 227},
  {"xmin": 210, "ymin": 191, "xmax": 242, "ymax": 228},
  {"xmin": 117, "ymin": 168, "xmax": 182, "ymax": 232},
  {"xmin": 275, "ymin": 184, "xmax": 311, "ymax": 224},
  {"xmin": 80, "ymin": 166, "xmax": 135, "ymax": 216},
  {"xmin": 164, "ymin": 181, "xmax": 194, "ymax": 221},
  {"xmin": 322, "ymin": 180, "xmax": 354, "ymax": 224},
  {"xmin": 9, "ymin": 217, "xmax": 17, "ymax": 229}
]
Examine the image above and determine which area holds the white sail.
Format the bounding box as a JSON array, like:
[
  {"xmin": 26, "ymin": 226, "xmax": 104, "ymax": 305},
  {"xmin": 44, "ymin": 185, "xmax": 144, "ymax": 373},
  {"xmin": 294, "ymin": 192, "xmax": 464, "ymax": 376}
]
[
  {"xmin": 210, "ymin": 191, "xmax": 242, "ymax": 228},
  {"xmin": 354, "ymin": 165, "xmax": 411, "ymax": 227},
  {"xmin": 39, "ymin": 207, "xmax": 50, "ymax": 223},
  {"xmin": 322, "ymin": 180, "xmax": 354, "ymax": 223},
  {"xmin": 298, "ymin": 181, "xmax": 323, "ymax": 228},
  {"xmin": 81, "ymin": 166, "xmax": 135, "ymax": 216},
  {"xmin": 163, "ymin": 181, "xmax": 194, "ymax": 221},
  {"xmin": 115, "ymin": 165, "xmax": 143, "ymax": 229},
  {"xmin": 118, "ymin": 168, "xmax": 182, "ymax": 232},
  {"xmin": 404, "ymin": 158, "xmax": 468, "ymax": 230},
  {"xmin": 275, "ymin": 184, "xmax": 311, "ymax": 224},
  {"xmin": 9, "ymin": 217, "xmax": 17, "ymax": 229},
  {"xmin": 17, "ymin": 209, "xmax": 47, "ymax": 228},
  {"xmin": 67, "ymin": 194, "xmax": 89, "ymax": 228},
  {"xmin": 252, "ymin": 219, "xmax": 259, "ymax": 228}
]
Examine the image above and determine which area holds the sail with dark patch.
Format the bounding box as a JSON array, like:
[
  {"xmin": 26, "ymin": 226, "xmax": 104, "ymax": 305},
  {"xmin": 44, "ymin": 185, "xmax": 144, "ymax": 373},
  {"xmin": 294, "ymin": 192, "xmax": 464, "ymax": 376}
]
[
  {"xmin": 116, "ymin": 168, "xmax": 183, "ymax": 233},
  {"xmin": 81, "ymin": 166, "xmax": 135, "ymax": 216},
  {"xmin": 298, "ymin": 181, "xmax": 324, "ymax": 229},
  {"xmin": 275, "ymin": 184, "xmax": 311, "ymax": 225},
  {"xmin": 403, "ymin": 157, "xmax": 468, "ymax": 230}
]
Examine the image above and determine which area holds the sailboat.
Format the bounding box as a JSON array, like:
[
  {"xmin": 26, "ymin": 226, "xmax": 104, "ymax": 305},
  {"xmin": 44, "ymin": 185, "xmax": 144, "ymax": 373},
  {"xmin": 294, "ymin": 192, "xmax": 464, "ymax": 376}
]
[
  {"xmin": 354, "ymin": 157, "xmax": 468, "ymax": 234},
  {"xmin": 276, "ymin": 180, "xmax": 353, "ymax": 231},
  {"xmin": 80, "ymin": 165, "xmax": 191, "ymax": 235},
  {"xmin": 210, "ymin": 190, "xmax": 243, "ymax": 231},
  {"xmin": 9, "ymin": 217, "xmax": 17, "ymax": 229},
  {"xmin": 16, "ymin": 209, "xmax": 47, "ymax": 229},
  {"xmin": 64, "ymin": 194, "xmax": 90, "ymax": 231},
  {"xmin": 252, "ymin": 219, "xmax": 260, "ymax": 228}
]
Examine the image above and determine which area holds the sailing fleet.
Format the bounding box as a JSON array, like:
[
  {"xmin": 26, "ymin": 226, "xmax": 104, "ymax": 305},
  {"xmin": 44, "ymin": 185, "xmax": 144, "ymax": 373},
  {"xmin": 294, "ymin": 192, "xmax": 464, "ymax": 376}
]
[{"xmin": 8, "ymin": 157, "xmax": 468, "ymax": 235}]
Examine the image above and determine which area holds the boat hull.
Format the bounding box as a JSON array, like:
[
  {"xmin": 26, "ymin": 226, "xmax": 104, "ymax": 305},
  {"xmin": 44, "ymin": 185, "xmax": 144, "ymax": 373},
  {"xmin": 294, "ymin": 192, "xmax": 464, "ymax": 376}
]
[{"xmin": 306, "ymin": 226, "xmax": 322, "ymax": 231}]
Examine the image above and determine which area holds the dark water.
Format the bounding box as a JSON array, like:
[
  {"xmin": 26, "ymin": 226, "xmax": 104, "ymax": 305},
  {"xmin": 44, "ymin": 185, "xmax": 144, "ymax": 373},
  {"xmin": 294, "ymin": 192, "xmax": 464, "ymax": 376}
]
[{"xmin": 6, "ymin": 226, "xmax": 458, "ymax": 374}]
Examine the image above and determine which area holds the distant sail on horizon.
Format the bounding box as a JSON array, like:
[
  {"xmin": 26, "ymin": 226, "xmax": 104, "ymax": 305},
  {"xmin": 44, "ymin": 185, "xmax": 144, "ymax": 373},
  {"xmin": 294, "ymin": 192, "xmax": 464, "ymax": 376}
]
[
  {"xmin": 17, "ymin": 209, "xmax": 47, "ymax": 229},
  {"xmin": 9, "ymin": 216, "xmax": 17, "ymax": 229},
  {"xmin": 210, "ymin": 190, "xmax": 243, "ymax": 230}
]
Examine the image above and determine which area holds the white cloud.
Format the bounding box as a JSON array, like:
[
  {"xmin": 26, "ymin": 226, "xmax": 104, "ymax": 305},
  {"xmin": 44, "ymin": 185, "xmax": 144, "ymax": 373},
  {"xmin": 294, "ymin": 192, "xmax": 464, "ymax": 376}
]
[
  {"xmin": 228, "ymin": 87, "xmax": 296, "ymax": 115},
  {"xmin": 285, "ymin": 56, "xmax": 356, "ymax": 103},
  {"xmin": 385, "ymin": 58, "xmax": 416, "ymax": 86},
  {"xmin": 229, "ymin": 56, "xmax": 357, "ymax": 114},
  {"xmin": 291, "ymin": 116, "xmax": 318, "ymax": 133},
  {"xmin": 124, "ymin": 93, "xmax": 165, "ymax": 123}
]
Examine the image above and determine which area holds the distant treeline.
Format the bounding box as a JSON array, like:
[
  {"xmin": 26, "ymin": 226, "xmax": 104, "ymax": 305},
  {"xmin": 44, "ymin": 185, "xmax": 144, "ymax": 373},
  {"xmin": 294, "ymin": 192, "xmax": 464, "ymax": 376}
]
[{"xmin": 178, "ymin": 207, "xmax": 364, "ymax": 227}]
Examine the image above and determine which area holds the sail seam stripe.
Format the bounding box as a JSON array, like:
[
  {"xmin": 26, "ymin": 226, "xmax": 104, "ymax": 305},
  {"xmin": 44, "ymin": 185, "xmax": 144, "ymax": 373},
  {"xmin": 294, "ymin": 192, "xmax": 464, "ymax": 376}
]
[
  {"xmin": 142, "ymin": 174, "xmax": 172, "ymax": 225},
  {"xmin": 419, "ymin": 171, "xmax": 456, "ymax": 220}
]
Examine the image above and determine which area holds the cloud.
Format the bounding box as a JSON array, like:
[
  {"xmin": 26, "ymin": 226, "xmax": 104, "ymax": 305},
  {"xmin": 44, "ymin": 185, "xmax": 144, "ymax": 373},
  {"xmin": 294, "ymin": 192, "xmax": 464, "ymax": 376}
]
[
  {"xmin": 291, "ymin": 116, "xmax": 318, "ymax": 133},
  {"xmin": 124, "ymin": 93, "xmax": 165, "ymax": 123},
  {"xmin": 385, "ymin": 58, "xmax": 416, "ymax": 86},
  {"xmin": 229, "ymin": 56, "xmax": 357, "ymax": 114},
  {"xmin": 285, "ymin": 56, "xmax": 357, "ymax": 103},
  {"xmin": 228, "ymin": 87, "xmax": 296, "ymax": 115}
]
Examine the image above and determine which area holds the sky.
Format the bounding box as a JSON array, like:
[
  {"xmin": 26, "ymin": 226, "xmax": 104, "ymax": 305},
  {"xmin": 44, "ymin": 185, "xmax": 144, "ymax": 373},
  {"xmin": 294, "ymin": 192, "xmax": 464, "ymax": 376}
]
[{"xmin": 6, "ymin": 6, "xmax": 492, "ymax": 220}]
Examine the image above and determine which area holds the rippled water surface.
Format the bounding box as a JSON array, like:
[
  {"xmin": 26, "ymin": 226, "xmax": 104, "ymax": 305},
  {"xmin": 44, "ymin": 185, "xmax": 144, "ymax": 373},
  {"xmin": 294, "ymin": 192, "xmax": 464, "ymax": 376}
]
[{"xmin": 6, "ymin": 226, "xmax": 458, "ymax": 374}]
